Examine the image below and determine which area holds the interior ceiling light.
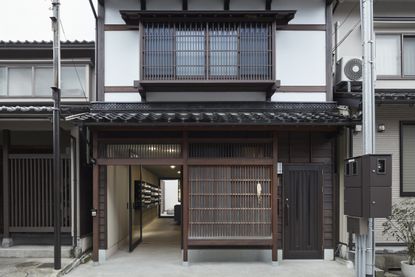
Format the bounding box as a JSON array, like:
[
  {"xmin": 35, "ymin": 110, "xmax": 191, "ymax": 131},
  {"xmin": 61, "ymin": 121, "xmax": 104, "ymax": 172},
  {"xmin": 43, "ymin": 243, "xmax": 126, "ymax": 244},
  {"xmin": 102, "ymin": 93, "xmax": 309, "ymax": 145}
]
[
  {"xmin": 177, "ymin": 171, "xmax": 181, "ymax": 174},
  {"xmin": 170, "ymin": 165, "xmax": 176, "ymax": 169}
]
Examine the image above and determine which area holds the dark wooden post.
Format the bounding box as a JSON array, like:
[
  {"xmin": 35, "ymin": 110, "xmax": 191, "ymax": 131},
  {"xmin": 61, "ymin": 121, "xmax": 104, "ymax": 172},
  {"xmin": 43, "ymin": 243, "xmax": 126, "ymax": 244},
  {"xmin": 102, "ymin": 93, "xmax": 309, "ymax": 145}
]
[
  {"xmin": 272, "ymin": 131, "xmax": 278, "ymax": 262},
  {"xmin": 92, "ymin": 132, "xmax": 99, "ymax": 262},
  {"xmin": 182, "ymin": 131, "xmax": 189, "ymax": 262},
  {"xmin": 2, "ymin": 130, "xmax": 12, "ymax": 247}
]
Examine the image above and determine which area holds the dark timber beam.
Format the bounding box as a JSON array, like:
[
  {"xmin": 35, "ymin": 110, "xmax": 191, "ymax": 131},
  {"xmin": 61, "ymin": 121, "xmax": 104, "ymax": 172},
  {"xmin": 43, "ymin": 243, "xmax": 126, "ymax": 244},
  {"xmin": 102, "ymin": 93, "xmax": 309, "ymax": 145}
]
[
  {"xmin": 266, "ymin": 0, "xmax": 272, "ymax": 10},
  {"xmin": 224, "ymin": 0, "xmax": 230, "ymax": 10},
  {"xmin": 182, "ymin": 0, "xmax": 188, "ymax": 10},
  {"xmin": 1, "ymin": 130, "xmax": 12, "ymax": 247},
  {"xmin": 141, "ymin": 0, "xmax": 146, "ymax": 10}
]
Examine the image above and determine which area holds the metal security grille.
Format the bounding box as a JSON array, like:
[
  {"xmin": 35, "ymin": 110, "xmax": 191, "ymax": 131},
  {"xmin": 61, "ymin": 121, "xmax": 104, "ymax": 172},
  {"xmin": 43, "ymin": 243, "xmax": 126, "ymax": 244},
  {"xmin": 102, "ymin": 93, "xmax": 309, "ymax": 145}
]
[
  {"xmin": 189, "ymin": 165, "xmax": 272, "ymax": 239},
  {"xmin": 142, "ymin": 22, "xmax": 272, "ymax": 80},
  {"xmin": 189, "ymin": 143, "xmax": 272, "ymax": 158},
  {"xmin": 9, "ymin": 154, "xmax": 71, "ymax": 232},
  {"xmin": 99, "ymin": 143, "xmax": 182, "ymax": 159}
]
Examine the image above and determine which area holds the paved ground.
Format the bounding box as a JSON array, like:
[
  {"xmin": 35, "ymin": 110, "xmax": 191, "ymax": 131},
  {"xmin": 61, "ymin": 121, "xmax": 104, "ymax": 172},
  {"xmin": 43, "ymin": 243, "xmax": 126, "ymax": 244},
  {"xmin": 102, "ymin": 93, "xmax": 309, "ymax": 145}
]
[
  {"xmin": 68, "ymin": 218, "xmax": 354, "ymax": 277},
  {"xmin": 0, "ymin": 257, "xmax": 74, "ymax": 277}
]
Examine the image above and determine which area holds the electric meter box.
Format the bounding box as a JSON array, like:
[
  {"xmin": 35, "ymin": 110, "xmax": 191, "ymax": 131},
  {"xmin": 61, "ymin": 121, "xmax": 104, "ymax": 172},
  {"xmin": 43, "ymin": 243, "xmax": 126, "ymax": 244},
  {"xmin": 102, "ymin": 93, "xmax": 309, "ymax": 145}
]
[{"xmin": 344, "ymin": 154, "xmax": 392, "ymax": 218}]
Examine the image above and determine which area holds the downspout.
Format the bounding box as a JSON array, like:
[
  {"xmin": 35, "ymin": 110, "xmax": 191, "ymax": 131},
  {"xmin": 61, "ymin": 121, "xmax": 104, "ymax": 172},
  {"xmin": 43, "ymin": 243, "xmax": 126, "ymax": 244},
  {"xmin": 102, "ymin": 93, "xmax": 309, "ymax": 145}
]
[{"xmin": 70, "ymin": 135, "xmax": 78, "ymax": 252}]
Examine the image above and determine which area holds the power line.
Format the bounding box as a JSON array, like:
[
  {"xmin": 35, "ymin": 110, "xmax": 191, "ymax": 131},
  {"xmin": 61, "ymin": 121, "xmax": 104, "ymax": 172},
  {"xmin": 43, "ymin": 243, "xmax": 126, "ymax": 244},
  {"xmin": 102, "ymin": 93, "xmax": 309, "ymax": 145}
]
[
  {"xmin": 58, "ymin": 19, "xmax": 89, "ymax": 102},
  {"xmin": 337, "ymin": 2, "xmax": 360, "ymax": 31},
  {"xmin": 332, "ymin": 20, "xmax": 361, "ymax": 53}
]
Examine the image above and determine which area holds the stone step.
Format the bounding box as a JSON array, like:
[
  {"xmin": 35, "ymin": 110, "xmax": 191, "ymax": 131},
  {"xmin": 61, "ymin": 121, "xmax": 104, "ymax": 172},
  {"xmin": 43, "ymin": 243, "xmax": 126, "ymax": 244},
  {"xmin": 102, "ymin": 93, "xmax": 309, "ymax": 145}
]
[{"xmin": 0, "ymin": 245, "xmax": 73, "ymax": 258}]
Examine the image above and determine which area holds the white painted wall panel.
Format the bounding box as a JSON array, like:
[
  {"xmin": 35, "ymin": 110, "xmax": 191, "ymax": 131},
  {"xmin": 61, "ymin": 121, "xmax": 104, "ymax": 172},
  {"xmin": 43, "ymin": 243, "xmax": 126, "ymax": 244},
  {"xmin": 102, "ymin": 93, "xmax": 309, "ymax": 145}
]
[
  {"xmin": 188, "ymin": 0, "xmax": 223, "ymax": 10},
  {"xmin": 105, "ymin": 0, "xmax": 140, "ymax": 24},
  {"xmin": 272, "ymin": 0, "xmax": 326, "ymax": 25},
  {"xmin": 147, "ymin": 0, "xmax": 181, "ymax": 10},
  {"xmin": 229, "ymin": 0, "xmax": 265, "ymax": 11},
  {"xmin": 376, "ymin": 80, "xmax": 415, "ymax": 90},
  {"xmin": 271, "ymin": 93, "xmax": 326, "ymax": 102},
  {"xmin": 105, "ymin": 31, "xmax": 140, "ymax": 87},
  {"xmin": 352, "ymin": 105, "xmax": 415, "ymax": 243},
  {"xmin": 105, "ymin": 93, "xmax": 142, "ymax": 102},
  {"xmin": 147, "ymin": 92, "xmax": 266, "ymax": 102},
  {"xmin": 276, "ymin": 31, "xmax": 326, "ymax": 86}
]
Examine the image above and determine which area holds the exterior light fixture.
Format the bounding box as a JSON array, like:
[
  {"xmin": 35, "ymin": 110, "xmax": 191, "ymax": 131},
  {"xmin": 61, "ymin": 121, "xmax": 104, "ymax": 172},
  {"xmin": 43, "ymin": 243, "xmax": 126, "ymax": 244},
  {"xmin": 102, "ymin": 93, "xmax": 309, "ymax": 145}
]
[
  {"xmin": 377, "ymin": 124, "xmax": 385, "ymax": 132},
  {"xmin": 354, "ymin": 124, "xmax": 362, "ymax": 133},
  {"xmin": 170, "ymin": 165, "xmax": 176, "ymax": 169}
]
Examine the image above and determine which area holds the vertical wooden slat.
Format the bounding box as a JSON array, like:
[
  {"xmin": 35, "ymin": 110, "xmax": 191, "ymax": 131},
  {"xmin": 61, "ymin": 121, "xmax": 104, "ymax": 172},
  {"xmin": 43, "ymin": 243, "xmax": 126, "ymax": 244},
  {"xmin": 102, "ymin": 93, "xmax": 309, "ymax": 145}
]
[
  {"xmin": 182, "ymin": 131, "xmax": 189, "ymax": 262},
  {"xmin": 272, "ymin": 132, "xmax": 278, "ymax": 261}
]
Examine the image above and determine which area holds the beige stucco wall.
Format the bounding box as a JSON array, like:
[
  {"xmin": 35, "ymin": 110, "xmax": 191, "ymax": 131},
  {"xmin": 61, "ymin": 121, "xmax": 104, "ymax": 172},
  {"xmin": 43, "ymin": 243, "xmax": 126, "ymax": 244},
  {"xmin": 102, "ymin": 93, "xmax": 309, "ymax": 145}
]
[{"xmin": 352, "ymin": 105, "xmax": 415, "ymax": 243}]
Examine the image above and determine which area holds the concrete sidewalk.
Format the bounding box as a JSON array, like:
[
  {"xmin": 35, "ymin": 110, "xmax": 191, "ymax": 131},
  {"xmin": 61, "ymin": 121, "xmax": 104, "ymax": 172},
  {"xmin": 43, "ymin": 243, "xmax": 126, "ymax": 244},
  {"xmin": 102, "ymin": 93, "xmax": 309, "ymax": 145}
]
[
  {"xmin": 67, "ymin": 218, "xmax": 354, "ymax": 277},
  {"xmin": 0, "ymin": 257, "xmax": 74, "ymax": 277},
  {"xmin": 68, "ymin": 256, "xmax": 354, "ymax": 277}
]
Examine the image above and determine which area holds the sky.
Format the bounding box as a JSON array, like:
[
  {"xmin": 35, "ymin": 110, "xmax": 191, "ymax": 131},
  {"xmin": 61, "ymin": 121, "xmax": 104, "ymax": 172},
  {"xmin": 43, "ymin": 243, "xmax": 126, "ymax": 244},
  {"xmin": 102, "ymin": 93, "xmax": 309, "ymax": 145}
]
[{"xmin": 0, "ymin": 0, "xmax": 96, "ymax": 41}]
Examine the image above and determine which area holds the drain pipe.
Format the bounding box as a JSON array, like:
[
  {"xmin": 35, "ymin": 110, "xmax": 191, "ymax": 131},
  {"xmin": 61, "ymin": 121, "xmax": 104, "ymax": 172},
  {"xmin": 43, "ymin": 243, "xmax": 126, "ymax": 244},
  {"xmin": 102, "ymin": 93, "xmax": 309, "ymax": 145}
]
[{"xmin": 70, "ymin": 135, "xmax": 78, "ymax": 253}]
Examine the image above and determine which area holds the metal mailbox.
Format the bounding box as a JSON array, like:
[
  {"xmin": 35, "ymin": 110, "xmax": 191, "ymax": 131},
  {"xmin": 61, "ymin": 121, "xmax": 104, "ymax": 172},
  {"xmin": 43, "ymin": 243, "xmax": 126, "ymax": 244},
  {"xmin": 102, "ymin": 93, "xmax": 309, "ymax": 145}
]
[{"xmin": 344, "ymin": 154, "xmax": 392, "ymax": 218}]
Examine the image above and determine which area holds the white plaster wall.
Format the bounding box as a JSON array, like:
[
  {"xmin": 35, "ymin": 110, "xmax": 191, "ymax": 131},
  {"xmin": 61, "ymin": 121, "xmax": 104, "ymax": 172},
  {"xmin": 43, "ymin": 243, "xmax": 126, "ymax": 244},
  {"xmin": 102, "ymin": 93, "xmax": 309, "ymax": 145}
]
[
  {"xmin": 147, "ymin": 0, "xmax": 181, "ymax": 10},
  {"xmin": 105, "ymin": 0, "xmax": 140, "ymax": 24},
  {"xmin": 188, "ymin": 0, "xmax": 223, "ymax": 10},
  {"xmin": 352, "ymin": 105, "xmax": 415, "ymax": 243},
  {"xmin": 105, "ymin": 31, "xmax": 140, "ymax": 87},
  {"xmin": 229, "ymin": 0, "xmax": 265, "ymax": 11},
  {"xmin": 276, "ymin": 31, "xmax": 326, "ymax": 86},
  {"xmin": 105, "ymin": 93, "xmax": 142, "ymax": 102},
  {"xmin": 272, "ymin": 0, "xmax": 326, "ymax": 25},
  {"xmin": 107, "ymin": 166, "xmax": 129, "ymax": 252},
  {"xmin": 271, "ymin": 92, "xmax": 326, "ymax": 102}
]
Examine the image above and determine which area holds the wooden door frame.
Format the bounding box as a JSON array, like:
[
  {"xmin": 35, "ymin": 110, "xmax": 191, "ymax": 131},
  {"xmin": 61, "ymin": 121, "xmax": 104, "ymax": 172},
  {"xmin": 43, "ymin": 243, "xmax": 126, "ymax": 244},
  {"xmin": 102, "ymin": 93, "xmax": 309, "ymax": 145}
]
[
  {"xmin": 91, "ymin": 129, "xmax": 279, "ymax": 262},
  {"xmin": 282, "ymin": 163, "xmax": 324, "ymax": 259}
]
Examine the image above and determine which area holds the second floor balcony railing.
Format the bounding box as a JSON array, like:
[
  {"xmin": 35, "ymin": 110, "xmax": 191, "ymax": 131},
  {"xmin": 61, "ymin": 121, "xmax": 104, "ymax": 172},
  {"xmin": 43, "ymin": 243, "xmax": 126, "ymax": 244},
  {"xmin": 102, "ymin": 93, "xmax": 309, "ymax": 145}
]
[{"xmin": 142, "ymin": 22, "xmax": 273, "ymax": 81}]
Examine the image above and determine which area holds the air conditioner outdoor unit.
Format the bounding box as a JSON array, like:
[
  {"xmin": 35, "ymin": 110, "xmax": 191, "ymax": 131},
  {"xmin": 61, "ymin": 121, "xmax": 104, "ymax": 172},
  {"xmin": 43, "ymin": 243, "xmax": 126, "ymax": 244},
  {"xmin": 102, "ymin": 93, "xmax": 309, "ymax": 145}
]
[{"xmin": 336, "ymin": 57, "xmax": 363, "ymax": 87}]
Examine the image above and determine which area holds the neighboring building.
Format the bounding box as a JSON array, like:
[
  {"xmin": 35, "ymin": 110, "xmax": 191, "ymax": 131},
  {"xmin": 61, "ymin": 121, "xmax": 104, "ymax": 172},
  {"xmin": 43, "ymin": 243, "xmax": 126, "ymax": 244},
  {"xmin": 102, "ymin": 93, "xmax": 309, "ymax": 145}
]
[
  {"xmin": 0, "ymin": 40, "xmax": 95, "ymax": 257},
  {"xmin": 65, "ymin": 0, "xmax": 355, "ymax": 263},
  {"xmin": 333, "ymin": 0, "xmax": 415, "ymax": 257}
]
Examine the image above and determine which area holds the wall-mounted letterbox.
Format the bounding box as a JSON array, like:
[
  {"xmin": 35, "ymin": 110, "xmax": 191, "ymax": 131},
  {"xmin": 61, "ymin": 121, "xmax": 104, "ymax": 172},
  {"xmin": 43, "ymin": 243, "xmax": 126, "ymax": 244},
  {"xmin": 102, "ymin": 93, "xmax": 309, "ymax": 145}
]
[{"xmin": 344, "ymin": 154, "xmax": 392, "ymax": 218}]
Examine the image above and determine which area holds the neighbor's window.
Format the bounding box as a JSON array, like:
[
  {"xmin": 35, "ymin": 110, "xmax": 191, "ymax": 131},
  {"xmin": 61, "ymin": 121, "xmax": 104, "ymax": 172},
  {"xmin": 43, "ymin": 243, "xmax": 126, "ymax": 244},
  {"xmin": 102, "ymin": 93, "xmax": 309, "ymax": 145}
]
[
  {"xmin": 0, "ymin": 64, "xmax": 88, "ymax": 98},
  {"xmin": 376, "ymin": 34, "xmax": 415, "ymax": 77},
  {"xmin": 401, "ymin": 123, "xmax": 415, "ymax": 196},
  {"xmin": 142, "ymin": 22, "xmax": 272, "ymax": 80}
]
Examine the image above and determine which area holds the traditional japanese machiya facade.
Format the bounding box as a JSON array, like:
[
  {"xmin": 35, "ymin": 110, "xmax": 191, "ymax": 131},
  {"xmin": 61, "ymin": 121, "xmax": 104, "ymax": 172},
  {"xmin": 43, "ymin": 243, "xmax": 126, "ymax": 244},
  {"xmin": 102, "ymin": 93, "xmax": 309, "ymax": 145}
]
[
  {"xmin": 333, "ymin": 0, "xmax": 415, "ymax": 258},
  {"xmin": 68, "ymin": 0, "xmax": 354, "ymax": 263},
  {"xmin": 0, "ymin": 41, "xmax": 95, "ymax": 257}
]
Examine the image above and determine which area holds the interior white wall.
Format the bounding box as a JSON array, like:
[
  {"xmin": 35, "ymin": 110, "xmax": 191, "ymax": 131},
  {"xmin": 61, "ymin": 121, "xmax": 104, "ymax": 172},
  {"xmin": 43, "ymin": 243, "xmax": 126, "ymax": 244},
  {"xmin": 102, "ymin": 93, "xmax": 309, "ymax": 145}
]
[
  {"xmin": 276, "ymin": 31, "xmax": 326, "ymax": 86},
  {"xmin": 107, "ymin": 166, "xmax": 129, "ymax": 254},
  {"xmin": 105, "ymin": 0, "xmax": 140, "ymax": 24},
  {"xmin": 163, "ymin": 180, "xmax": 180, "ymax": 212},
  {"xmin": 105, "ymin": 31, "xmax": 140, "ymax": 87},
  {"xmin": 272, "ymin": 0, "xmax": 326, "ymax": 25}
]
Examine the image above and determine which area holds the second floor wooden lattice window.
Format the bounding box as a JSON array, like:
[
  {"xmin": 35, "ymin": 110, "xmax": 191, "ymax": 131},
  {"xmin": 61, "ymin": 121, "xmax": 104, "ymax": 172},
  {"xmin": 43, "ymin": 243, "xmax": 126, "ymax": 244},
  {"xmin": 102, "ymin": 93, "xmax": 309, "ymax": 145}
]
[{"xmin": 142, "ymin": 22, "xmax": 273, "ymax": 81}]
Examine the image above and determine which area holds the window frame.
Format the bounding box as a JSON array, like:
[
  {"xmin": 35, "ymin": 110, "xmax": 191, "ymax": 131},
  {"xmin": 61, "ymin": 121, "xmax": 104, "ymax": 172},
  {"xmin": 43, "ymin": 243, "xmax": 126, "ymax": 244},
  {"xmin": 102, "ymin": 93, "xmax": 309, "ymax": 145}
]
[
  {"xmin": 400, "ymin": 121, "xmax": 415, "ymax": 197},
  {"xmin": 0, "ymin": 61, "xmax": 90, "ymax": 99},
  {"xmin": 141, "ymin": 21, "xmax": 274, "ymax": 81},
  {"xmin": 376, "ymin": 33, "xmax": 415, "ymax": 80}
]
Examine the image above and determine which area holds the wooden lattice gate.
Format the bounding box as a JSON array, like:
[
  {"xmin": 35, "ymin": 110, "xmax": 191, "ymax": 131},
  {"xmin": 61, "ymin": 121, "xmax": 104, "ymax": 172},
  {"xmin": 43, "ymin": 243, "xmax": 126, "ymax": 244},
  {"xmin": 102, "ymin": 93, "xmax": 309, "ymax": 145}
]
[
  {"xmin": 8, "ymin": 154, "xmax": 71, "ymax": 233},
  {"xmin": 189, "ymin": 165, "xmax": 272, "ymax": 240}
]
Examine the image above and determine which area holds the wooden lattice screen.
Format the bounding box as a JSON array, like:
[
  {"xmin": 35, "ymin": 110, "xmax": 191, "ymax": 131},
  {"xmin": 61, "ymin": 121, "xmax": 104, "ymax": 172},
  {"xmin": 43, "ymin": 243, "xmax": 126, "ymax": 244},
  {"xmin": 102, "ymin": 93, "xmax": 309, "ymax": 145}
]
[
  {"xmin": 9, "ymin": 154, "xmax": 71, "ymax": 232},
  {"xmin": 189, "ymin": 165, "xmax": 272, "ymax": 239}
]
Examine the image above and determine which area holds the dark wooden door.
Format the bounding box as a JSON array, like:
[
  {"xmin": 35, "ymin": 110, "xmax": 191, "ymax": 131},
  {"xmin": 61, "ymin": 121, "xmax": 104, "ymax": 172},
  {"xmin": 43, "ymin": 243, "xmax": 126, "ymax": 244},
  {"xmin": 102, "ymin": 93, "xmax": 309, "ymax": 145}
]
[{"xmin": 283, "ymin": 164, "xmax": 323, "ymax": 259}]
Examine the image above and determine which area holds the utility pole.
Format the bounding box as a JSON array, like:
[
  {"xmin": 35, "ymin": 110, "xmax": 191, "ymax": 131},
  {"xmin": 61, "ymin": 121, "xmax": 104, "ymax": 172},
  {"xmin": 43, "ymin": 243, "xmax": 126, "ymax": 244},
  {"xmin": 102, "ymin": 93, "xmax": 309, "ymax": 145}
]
[
  {"xmin": 51, "ymin": 0, "xmax": 61, "ymax": 270},
  {"xmin": 359, "ymin": 0, "xmax": 376, "ymax": 276}
]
